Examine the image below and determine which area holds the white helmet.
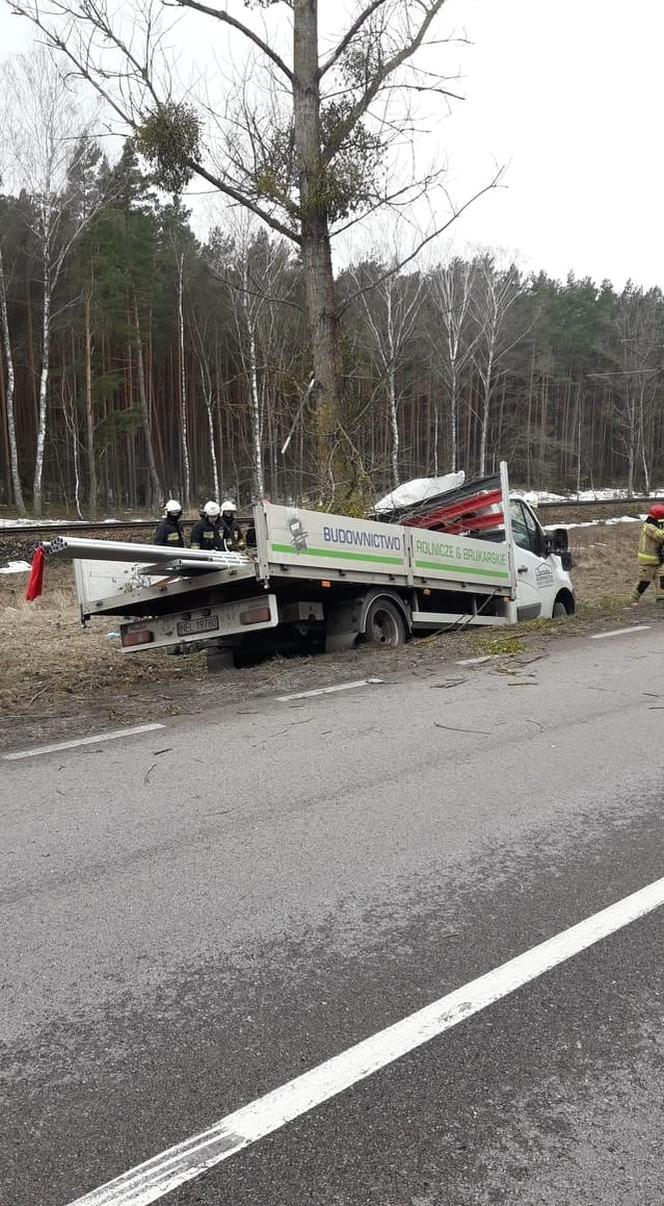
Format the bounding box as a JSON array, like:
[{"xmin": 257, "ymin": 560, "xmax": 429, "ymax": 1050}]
[
  {"xmin": 221, "ymin": 500, "xmax": 237, "ymax": 514},
  {"xmin": 164, "ymin": 498, "xmax": 182, "ymax": 516},
  {"xmin": 202, "ymin": 500, "xmax": 220, "ymax": 519}
]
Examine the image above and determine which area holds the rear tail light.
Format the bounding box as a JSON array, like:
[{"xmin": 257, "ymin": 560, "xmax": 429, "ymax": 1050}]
[
  {"xmin": 121, "ymin": 628, "xmax": 154, "ymax": 648},
  {"xmin": 239, "ymin": 606, "xmax": 271, "ymax": 626}
]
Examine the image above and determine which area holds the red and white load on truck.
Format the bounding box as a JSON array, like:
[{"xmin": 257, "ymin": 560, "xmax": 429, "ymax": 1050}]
[{"xmin": 41, "ymin": 463, "xmax": 574, "ymax": 668}]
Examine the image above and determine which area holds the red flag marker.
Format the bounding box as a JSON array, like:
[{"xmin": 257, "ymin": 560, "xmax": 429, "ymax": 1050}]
[{"xmin": 25, "ymin": 546, "xmax": 45, "ymax": 602}]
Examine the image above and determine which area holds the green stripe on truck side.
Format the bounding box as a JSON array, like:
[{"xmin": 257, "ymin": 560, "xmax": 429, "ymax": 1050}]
[
  {"xmin": 414, "ymin": 558, "xmax": 510, "ymax": 579},
  {"xmin": 271, "ymin": 543, "xmax": 403, "ymax": 566}
]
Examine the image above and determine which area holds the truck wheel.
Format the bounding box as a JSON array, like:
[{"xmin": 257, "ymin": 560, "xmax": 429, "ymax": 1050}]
[
  {"xmin": 207, "ymin": 646, "xmax": 235, "ymax": 673},
  {"xmin": 363, "ymin": 597, "xmax": 407, "ymax": 647},
  {"xmin": 552, "ymin": 598, "xmax": 569, "ymax": 618}
]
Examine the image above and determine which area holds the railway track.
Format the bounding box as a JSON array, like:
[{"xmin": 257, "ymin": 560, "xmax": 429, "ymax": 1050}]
[{"xmin": 0, "ymin": 495, "xmax": 658, "ymax": 544}]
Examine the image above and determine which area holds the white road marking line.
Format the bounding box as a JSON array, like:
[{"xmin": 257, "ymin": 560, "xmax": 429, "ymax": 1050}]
[
  {"xmin": 591, "ymin": 625, "xmax": 650, "ymax": 640},
  {"xmin": 3, "ymin": 723, "xmax": 165, "ymax": 762},
  {"xmin": 66, "ymin": 873, "xmax": 664, "ymax": 1206},
  {"xmin": 277, "ymin": 678, "xmax": 384, "ymax": 702}
]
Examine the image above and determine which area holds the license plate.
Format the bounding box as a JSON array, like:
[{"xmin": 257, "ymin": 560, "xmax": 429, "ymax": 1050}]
[{"xmin": 177, "ymin": 615, "xmax": 220, "ymax": 637}]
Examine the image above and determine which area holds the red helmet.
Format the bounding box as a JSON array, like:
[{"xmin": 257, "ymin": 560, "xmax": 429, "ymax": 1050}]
[{"xmin": 648, "ymin": 504, "xmax": 664, "ymax": 521}]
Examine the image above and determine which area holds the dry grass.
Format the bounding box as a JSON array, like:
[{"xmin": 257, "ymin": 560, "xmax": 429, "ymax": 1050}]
[
  {"xmin": 0, "ymin": 562, "xmax": 206, "ymax": 718},
  {"xmin": 0, "ymin": 523, "xmax": 648, "ymax": 728},
  {"xmin": 568, "ymin": 523, "xmax": 641, "ymax": 605}
]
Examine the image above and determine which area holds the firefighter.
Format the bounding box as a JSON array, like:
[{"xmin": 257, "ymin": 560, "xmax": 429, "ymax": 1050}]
[
  {"xmin": 190, "ymin": 501, "xmax": 222, "ymax": 551},
  {"xmin": 630, "ymin": 503, "xmax": 664, "ymax": 604},
  {"xmin": 154, "ymin": 499, "xmax": 184, "ymax": 548},
  {"xmin": 219, "ymin": 500, "xmax": 246, "ymax": 551}
]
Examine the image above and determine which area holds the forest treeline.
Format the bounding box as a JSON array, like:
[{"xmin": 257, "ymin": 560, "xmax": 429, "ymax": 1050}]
[{"xmin": 2, "ymin": 137, "xmax": 662, "ymax": 515}]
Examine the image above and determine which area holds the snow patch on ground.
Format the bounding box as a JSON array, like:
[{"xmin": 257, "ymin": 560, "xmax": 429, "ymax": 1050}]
[
  {"xmin": 544, "ymin": 515, "xmax": 646, "ymax": 532},
  {"xmin": 0, "ymin": 560, "xmax": 31, "ymax": 574},
  {"xmin": 525, "ymin": 487, "xmax": 664, "ymax": 506},
  {"xmin": 0, "ymin": 517, "xmax": 121, "ymax": 529}
]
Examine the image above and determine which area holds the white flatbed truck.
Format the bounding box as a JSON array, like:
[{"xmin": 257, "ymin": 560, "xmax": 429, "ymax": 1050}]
[{"xmin": 43, "ymin": 464, "xmax": 574, "ymax": 668}]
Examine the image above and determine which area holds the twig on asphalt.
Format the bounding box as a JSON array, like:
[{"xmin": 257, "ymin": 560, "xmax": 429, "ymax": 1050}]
[
  {"xmin": 434, "ymin": 722, "xmax": 490, "ymax": 735},
  {"xmin": 144, "ymin": 762, "xmax": 157, "ymax": 784}
]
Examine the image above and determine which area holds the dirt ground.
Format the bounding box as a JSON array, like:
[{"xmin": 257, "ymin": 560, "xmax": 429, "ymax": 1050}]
[{"xmin": 0, "ymin": 523, "xmax": 659, "ymax": 749}]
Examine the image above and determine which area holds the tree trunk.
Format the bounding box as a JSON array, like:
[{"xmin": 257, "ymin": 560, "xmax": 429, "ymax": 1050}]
[
  {"xmin": 0, "ymin": 244, "xmax": 25, "ymax": 514},
  {"xmin": 33, "ymin": 269, "xmax": 51, "ymax": 515},
  {"xmin": 449, "ymin": 363, "xmax": 458, "ymax": 473},
  {"xmin": 638, "ymin": 381, "xmax": 651, "ymax": 494},
  {"xmin": 293, "ymin": 0, "xmax": 352, "ymax": 502},
  {"xmin": 133, "ymin": 300, "xmax": 162, "ymax": 504},
  {"xmin": 478, "ymin": 346, "xmax": 494, "ymax": 478},
  {"xmin": 176, "ymin": 253, "xmax": 191, "ymax": 508},
  {"xmin": 84, "ymin": 286, "xmax": 97, "ymax": 514},
  {"xmin": 388, "ymin": 363, "xmax": 399, "ymax": 488},
  {"xmin": 248, "ymin": 323, "xmax": 265, "ymax": 498},
  {"xmin": 198, "ymin": 356, "xmax": 220, "ymax": 500}
]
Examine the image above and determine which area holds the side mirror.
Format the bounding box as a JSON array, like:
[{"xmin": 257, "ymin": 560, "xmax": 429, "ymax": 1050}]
[
  {"xmin": 552, "ymin": 527, "xmax": 569, "ymax": 553},
  {"xmin": 560, "ymin": 550, "xmax": 573, "ymax": 571}
]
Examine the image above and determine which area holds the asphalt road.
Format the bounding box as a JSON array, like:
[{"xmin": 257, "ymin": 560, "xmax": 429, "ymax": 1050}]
[{"xmin": 2, "ymin": 625, "xmax": 664, "ymax": 1205}]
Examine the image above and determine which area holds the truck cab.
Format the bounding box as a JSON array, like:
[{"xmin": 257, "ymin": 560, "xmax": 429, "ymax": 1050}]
[{"xmin": 502, "ymin": 497, "xmax": 574, "ymax": 622}]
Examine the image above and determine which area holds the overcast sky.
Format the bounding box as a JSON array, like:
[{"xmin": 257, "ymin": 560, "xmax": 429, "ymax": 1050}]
[{"xmin": 1, "ymin": 0, "xmax": 661, "ymax": 289}]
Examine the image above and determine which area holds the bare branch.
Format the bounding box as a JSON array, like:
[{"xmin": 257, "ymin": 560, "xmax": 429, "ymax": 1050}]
[
  {"xmin": 319, "ymin": 0, "xmax": 390, "ymax": 78},
  {"xmin": 172, "ymin": 0, "xmax": 293, "ymax": 82},
  {"xmin": 184, "ymin": 156, "xmax": 301, "ymax": 244},
  {"xmin": 323, "ymin": 0, "xmax": 452, "ymax": 167},
  {"xmin": 340, "ymin": 171, "xmax": 503, "ymax": 312}
]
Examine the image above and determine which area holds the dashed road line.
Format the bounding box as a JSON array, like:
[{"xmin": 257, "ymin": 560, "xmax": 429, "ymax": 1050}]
[
  {"xmin": 591, "ymin": 626, "xmax": 650, "ymax": 640},
  {"xmin": 65, "ymin": 873, "xmax": 664, "ymax": 1206},
  {"xmin": 3, "ymin": 723, "xmax": 166, "ymax": 761},
  {"xmin": 277, "ymin": 678, "xmax": 384, "ymax": 702}
]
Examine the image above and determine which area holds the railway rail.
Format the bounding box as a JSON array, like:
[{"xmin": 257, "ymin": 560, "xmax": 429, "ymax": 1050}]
[{"xmin": 0, "ymin": 495, "xmax": 659, "ymax": 544}]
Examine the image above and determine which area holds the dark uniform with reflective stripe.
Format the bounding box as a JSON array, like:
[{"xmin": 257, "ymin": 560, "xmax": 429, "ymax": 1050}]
[
  {"xmin": 154, "ymin": 515, "xmax": 184, "ymax": 548},
  {"xmin": 190, "ymin": 518, "xmax": 222, "ymax": 551},
  {"xmin": 220, "ymin": 516, "xmax": 246, "ymax": 551}
]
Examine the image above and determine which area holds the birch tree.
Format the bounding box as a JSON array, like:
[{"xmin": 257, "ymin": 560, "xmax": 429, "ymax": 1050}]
[
  {"xmin": 350, "ymin": 256, "xmax": 425, "ymax": 487},
  {"xmin": 471, "ymin": 256, "xmax": 525, "ymax": 477},
  {"xmin": 10, "ymin": 0, "xmax": 493, "ymax": 502},
  {"xmin": 162, "ymin": 205, "xmax": 196, "ymax": 506},
  {"xmin": 606, "ymin": 286, "xmax": 661, "ymax": 496},
  {"xmin": 2, "ymin": 49, "xmax": 101, "ymax": 513},
  {"xmin": 428, "ymin": 256, "xmax": 478, "ymax": 473},
  {"xmin": 0, "ymin": 234, "xmax": 24, "ymax": 513},
  {"xmin": 210, "ymin": 219, "xmax": 294, "ymax": 499}
]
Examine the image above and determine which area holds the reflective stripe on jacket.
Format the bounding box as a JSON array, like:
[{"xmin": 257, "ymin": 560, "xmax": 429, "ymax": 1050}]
[
  {"xmin": 190, "ymin": 518, "xmax": 222, "ymax": 551},
  {"xmin": 154, "ymin": 517, "xmax": 184, "ymax": 547},
  {"xmin": 637, "ymin": 521, "xmax": 664, "ymax": 564}
]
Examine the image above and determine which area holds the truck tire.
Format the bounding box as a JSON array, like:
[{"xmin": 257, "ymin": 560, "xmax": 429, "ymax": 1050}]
[
  {"xmin": 552, "ymin": 597, "xmax": 570, "ymax": 618},
  {"xmin": 362, "ymin": 597, "xmax": 407, "ymax": 647},
  {"xmin": 207, "ymin": 646, "xmax": 235, "ymax": 673}
]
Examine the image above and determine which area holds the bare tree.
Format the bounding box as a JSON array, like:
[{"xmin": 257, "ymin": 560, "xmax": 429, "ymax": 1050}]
[
  {"xmin": 10, "ymin": 0, "xmax": 495, "ymax": 501},
  {"xmin": 470, "ymin": 255, "xmax": 525, "ymax": 477},
  {"xmin": 0, "ymin": 237, "xmax": 25, "ymax": 513},
  {"xmin": 2, "ymin": 48, "xmax": 101, "ymax": 513},
  {"xmin": 350, "ymin": 251, "xmax": 425, "ymax": 487},
  {"xmin": 210, "ymin": 217, "xmax": 294, "ymax": 499},
  {"xmin": 188, "ymin": 301, "xmax": 221, "ymax": 499},
  {"xmin": 602, "ymin": 288, "xmax": 662, "ymax": 497},
  {"xmin": 428, "ymin": 256, "xmax": 478, "ymax": 473},
  {"xmin": 175, "ymin": 249, "xmax": 192, "ymax": 507}
]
